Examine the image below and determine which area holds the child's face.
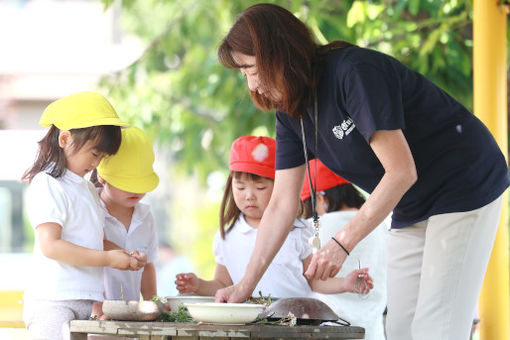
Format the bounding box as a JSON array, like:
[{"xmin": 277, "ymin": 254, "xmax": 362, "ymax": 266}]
[
  {"xmin": 101, "ymin": 181, "xmax": 146, "ymax": 209},
  {"xmin": 63, "ymin": 138, "xmax": 106, "ymax": 177},
  {"xmin": 232, "ymin": 174, "xmax": 274, "ymax": 224}
]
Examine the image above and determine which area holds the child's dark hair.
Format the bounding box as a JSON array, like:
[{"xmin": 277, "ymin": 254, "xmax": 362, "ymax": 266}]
[
  {"xmin": 21, "ymin": 125, "xmax": 122, "ymax": 183},
  {"xmin": 219, "ymin": 171, "xmax": 274, "ymax": 239},
  {"xmin": 89, "ymin": 169, "xmax": 102, "ymax": 188},
  {"xmin": 301, "ymin": 183, "xmax": 365, "ymax": 219}
]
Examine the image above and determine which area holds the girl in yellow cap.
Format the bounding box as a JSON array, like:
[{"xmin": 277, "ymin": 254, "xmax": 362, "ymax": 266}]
[
  {"xmin": 89, "ymin": 126, "xmax": 159, "ymax": 322},
  {"xmin": 21, "ymin": 92, "xmax": 140, "ymax": 340}
]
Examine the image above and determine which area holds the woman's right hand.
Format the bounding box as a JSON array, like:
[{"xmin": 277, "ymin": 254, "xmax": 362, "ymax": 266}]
[
  {"xmin": 106, "ymin": 249, "xmax": 139, "ymax": 270},
  {"xmin": 175, "ymin": 273, "xmax": 199, "ymax": 294},
  {"xmin": 215, "ymin": 281, "xmax": 253, "ymax": 303}
]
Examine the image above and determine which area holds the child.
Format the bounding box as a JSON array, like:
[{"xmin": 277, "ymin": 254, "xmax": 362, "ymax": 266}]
[
  {"xmin": 90, "ymin": 126, "xmax": 159, "ymax": 319},
  {"xmin": 175, "ymin": 136, "xmax": 373, "ymax": 299},
  {"xmin": 301, "ymin": 159, "xmax": 387, "ymax": 340},
  {"xmin": 21, "ymin": 91, "xmax": 139, "ymax": 340}
]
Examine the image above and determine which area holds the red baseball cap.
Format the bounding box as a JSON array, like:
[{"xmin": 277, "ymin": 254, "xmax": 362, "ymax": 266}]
[
  {"xmin": 300, "ymin": 159, "xmax": 350, "ymax": 201},
  {"xmin": 229, "ymin": 136, "xmax": 276, "ymax": 179}
]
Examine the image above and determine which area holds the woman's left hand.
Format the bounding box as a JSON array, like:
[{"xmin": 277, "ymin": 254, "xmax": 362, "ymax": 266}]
[{"xmin": 304, "ymin": 238, "xmax": 348, "ymax": 280}]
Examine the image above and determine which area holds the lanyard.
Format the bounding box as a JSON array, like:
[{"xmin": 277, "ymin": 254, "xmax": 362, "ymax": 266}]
[{"xmin": 300, "ymin": 91, "xmax": 320, "ymax": 251}]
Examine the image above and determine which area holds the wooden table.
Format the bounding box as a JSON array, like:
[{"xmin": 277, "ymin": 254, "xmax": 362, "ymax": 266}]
[{"xmin": 70, "ymin": 320, "xmax": 364, "ymax": 339}]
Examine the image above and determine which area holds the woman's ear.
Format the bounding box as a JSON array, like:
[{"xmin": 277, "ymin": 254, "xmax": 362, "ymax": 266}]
[{"xmin": 58, "ymin": 130, "xmax": 72, "ymax": 149}]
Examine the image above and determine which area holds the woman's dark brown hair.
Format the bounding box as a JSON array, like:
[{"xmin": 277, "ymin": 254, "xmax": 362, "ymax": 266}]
[
  {"xmin": 301, "ymin": 183, "xmax": 366, "ymax": 219},
  {"xmin": 219, "ymin": 171, "xmax": 274, "ymax": 239},
  {"xmin": 218, "ymin": 3, "xmax": 352, "ymax": 119},
  {"xmin": 21, "ymin": 125, "xmax": 122, "ymax": 183}
]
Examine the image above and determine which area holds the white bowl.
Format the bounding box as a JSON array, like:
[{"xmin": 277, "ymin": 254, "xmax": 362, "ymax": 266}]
[
  {"xmin": 102, "ymin": 300, "xmax": 161, "ymax": 321},
  {"xmin": 165, "ymin": 295, "xmax": 215, "ymax": 312},
  {"xmin": 185, "ymin": 302, "xmax": 265, "ymax": 324}
]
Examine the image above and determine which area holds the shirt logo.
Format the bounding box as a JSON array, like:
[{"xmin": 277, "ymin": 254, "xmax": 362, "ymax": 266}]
[{"xmin": 332, "ymin": 118, "xmax": 355, "ymax": 140}]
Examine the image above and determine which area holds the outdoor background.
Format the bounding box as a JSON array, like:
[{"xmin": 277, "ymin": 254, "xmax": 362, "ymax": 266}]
[{"xmin": 0, "ymin": 0, "xmax": 509, "ymax": 338}]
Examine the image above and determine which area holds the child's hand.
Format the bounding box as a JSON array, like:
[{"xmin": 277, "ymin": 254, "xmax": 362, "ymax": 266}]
[
  {"xmin": 90, "ymin": 302, "xmax": 109, "ymax": 320},
  {"xmin": 345, "ymin": 267, "xmax": 373, "ymax": 294},
  {"xmin": 106, "ymin": 249, "xmax": 139, "ymax": 270},
  {"xmin": 127, "ymin": 250, "xmax": 147, "ymax": 271},
  {"xmin": 175, "ymin": 273, "xmax": 199, "ymax": 294}
]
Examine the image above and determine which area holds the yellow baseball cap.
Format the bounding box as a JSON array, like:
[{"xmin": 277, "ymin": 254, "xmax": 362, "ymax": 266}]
[
  {"xmin": 97, "ymin": 126, "xmax": 159, "ymax": 194},
  {"xmin": 39, "ymin": 91, "xmax": 129, "ymax": 130}
]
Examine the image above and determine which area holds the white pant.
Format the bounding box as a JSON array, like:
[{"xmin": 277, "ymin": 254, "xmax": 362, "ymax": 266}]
[
  {"xmin": 24, "ymin": 299, "xmax": 94, "ymax": 340},
  {"xmin": 385, "ymin": 196, "xmax": 503, "ymax": 340}
]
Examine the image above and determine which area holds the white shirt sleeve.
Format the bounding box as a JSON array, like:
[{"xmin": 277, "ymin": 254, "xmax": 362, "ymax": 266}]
[
  {"xmin": 296, "ymin": 220, "xmax": 313, "ymax": 260},
  {"xmin": 212, "ymin": 231, "xmax": 225, "ymax": 265},
  {"xmin": 26, "ymin": 172, "xmax": 69, "ymax": 229},
  {"xmin": 145, "ymin": 211, "xmax": 159, "ymax": 263}
]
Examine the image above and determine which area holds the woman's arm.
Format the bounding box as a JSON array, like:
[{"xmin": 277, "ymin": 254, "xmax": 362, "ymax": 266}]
[
  {"xmin": 141, "ymin": 262, "xmax": 157, "ymax": 300},
  {"xmin": 215, "ymin": 165, "xmax": 306, "ymax": 302},
  {"xmin": 305, "ymin": 129, "xmax": 417, "ymax": 280},
  {"xmin": 36, "ymin": 223, "xmax": 136, "ymax": 269}
]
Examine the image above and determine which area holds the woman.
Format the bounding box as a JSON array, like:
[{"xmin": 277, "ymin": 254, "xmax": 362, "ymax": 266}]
[{"xmin": 215, "ymin": 3, "xmax": 509, "ymax": 340}]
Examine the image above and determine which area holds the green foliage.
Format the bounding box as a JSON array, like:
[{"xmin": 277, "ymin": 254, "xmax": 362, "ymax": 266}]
[
  {"xmin": 159, "ymin": 305, "xmax": 194, "ymax": 323},
  {"xmin": 166, "ymin": 172, "xmax": 221, "ymax": 279},
  {"xmin": 100, "ymin": 0, "xmax": 485, "ymax": 180}
]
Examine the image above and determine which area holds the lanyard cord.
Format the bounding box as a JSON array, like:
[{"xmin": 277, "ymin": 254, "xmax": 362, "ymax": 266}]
[{"xmin": 300, "ymin": 91, "xmax": 319, "ymax": 225}]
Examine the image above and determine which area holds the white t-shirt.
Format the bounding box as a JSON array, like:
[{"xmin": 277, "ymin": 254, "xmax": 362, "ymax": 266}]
[
  {"xmin": 213, "ymin": 214, "xmax": 313, "ymax": 298},
  {"xmin": 102, "ymin": 201, "xmax": 158, "ymax": 301},
  {"xmin": 310, "ymin": 210, "xmax": 387, "ymax": 340},
  {"xmin": 25, "ymin": 170, "xmax": 105, "ymax": 301}
]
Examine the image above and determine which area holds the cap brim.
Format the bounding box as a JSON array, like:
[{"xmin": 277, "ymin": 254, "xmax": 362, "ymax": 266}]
[
  {"xmin": 230, "ymin": 162, "xmax": 275, "ymax": 179},
  {"xmin": 101, "ymin": 172, "xmax": 159, "ymax": 194},
  {"xmin": 41, "ymin": 117, "xmax": 130, "ymax": 130}
]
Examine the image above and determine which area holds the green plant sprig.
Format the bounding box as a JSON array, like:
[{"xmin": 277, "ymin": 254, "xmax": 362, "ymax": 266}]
[
  {"xmin": 158, "ymin": 305, "xmax": 194, "ymax": 323},
  {"xmin": 246, "ymin": 291, "xmax": 273, "ymax": 307}
]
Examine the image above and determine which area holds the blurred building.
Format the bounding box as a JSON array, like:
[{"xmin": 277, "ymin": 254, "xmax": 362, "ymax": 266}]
[{"xmin": 0, "ymin": 0, "xmax": 142, "ymax": 129}]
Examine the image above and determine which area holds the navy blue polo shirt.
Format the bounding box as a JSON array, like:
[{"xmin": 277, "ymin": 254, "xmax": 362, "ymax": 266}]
[{"xmin": 276, "ymin": 46, "xmax": 509, "ymax": 228}]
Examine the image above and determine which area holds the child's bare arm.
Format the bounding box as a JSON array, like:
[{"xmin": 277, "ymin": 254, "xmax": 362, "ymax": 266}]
[
  {"xmin": 302, "ymin": 255, "xmax": 373, "ymax": 294},
  {"xmin": 103, "ymin": 239, "xmax": 120, "ymax": 251},
  {"xmin": 176, "ymin": 264, "xmax": 233, "ymax": 296},
  {"xmin": 37, "ymin": 222, "xmax": 136, "ymax": 270},
  {"xmin": 310, "ymin": 267, "xmax": 373, "ymax": 294},
  {"xmin": 141, "ymin": 262, "xmax": 157, "ymax": 300},
  {"xmin": 103, "ymin": 239, "xmax": 146, "ymax": 270}
]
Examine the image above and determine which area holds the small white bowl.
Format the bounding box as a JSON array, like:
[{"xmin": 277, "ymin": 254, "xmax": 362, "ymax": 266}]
[
  {"xmin": 165, "ymin": 295, "xmax": 215, "ymax": 312},
  {"xmin": 102, "ymin": 300, "xmax": 161, "ymax": 321},
  {"xmin": 185, "ymin": 302, "xmax": 265, "ymax": 324}
]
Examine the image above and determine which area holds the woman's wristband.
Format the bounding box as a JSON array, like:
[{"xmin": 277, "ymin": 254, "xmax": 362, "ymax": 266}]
[{"xmin": 331, "ymin": 237, "xmax": 350, "ymax": 256}]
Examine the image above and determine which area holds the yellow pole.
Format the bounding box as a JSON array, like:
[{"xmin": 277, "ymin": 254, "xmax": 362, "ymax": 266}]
[{"xmin": 473, "ymin": 1, "xmax": 509, "ymax": 340}]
